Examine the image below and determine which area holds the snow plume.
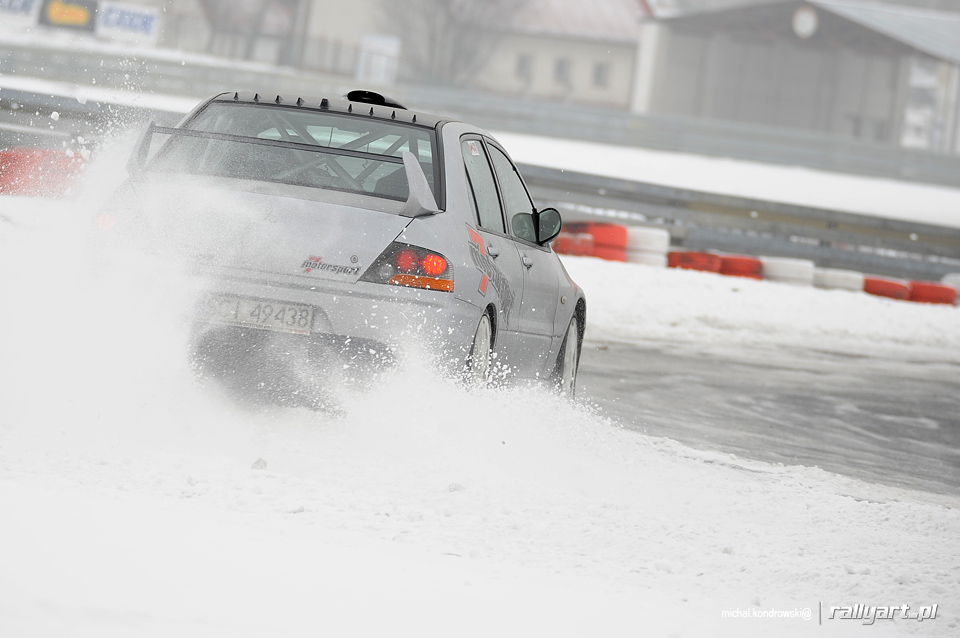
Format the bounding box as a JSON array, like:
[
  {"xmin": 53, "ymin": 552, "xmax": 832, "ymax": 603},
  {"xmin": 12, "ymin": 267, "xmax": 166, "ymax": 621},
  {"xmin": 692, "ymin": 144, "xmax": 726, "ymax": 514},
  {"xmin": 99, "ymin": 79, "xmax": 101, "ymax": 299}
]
[{"xmin": 0, "ymin": 190, "xmax": 227, "ymax": 456}]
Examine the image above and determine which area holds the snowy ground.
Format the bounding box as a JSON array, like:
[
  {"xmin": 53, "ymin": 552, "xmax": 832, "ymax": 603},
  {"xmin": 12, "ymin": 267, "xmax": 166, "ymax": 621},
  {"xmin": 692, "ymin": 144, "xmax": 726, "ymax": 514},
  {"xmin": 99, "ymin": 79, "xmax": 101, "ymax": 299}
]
[{"xmin": 2, "ymin": 142, "xmax": 959, "ymax": 637}]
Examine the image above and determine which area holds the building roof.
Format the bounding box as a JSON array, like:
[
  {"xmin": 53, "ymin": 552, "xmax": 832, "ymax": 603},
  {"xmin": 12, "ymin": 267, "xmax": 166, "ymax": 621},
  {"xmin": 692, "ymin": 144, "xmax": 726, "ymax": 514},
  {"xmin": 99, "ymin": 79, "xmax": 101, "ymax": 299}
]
[
  {"xmin": 812, "ymin": 1, "xmax": 960, "ymax": 65},
  {"xmin": 509, "ymin": 0, "xmax": 646, "ymax": 43},
  {"xmin": 646, "ymin": 0, "xmax": 958, "ymax": 18},
  {"xmin": 654, "ymin": 0, "xmax": 960, "ymax": 65}
]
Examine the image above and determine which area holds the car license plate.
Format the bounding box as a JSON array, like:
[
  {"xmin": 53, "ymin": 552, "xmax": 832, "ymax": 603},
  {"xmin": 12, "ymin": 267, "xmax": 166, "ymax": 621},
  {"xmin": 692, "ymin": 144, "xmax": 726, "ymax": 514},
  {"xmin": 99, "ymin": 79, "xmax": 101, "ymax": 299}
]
[{"xmin": 201, "ymin": 295, "xmax": 313, "ymax": 335}]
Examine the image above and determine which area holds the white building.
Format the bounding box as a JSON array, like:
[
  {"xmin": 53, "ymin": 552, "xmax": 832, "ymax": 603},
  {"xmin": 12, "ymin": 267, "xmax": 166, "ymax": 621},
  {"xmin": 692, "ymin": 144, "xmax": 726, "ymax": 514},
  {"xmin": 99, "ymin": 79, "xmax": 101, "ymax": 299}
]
[{"xmin": 471, "ymin": 0, "xmax": 645, "ymax": 107}]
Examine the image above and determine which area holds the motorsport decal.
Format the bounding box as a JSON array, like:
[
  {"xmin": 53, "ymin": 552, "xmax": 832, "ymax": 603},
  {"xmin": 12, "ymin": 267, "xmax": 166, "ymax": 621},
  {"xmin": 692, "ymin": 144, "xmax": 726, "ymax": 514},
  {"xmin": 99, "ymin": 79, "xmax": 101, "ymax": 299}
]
[
  {"xmin": 301, "ymin": 255, "xmax": 361, "ymax": 276},
  {"xmin": 466, "ymin": 225, "xmax": 516, "ymax": 315}
]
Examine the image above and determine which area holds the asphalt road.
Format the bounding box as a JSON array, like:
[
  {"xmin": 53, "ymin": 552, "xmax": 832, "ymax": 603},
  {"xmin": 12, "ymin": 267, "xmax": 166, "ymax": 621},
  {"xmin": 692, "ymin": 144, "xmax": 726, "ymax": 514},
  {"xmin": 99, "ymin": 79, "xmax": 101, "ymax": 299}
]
[{"xmin": 577, "ymin": 339, "xmax": 960, "ymax": 496}]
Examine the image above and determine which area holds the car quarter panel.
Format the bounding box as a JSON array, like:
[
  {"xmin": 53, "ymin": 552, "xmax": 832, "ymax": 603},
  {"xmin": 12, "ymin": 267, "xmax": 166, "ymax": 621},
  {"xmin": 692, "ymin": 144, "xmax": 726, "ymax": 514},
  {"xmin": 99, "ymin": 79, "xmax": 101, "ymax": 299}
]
[{"xmin": 432, "ymin": 121, "xmax": 550, "ymax": 375}]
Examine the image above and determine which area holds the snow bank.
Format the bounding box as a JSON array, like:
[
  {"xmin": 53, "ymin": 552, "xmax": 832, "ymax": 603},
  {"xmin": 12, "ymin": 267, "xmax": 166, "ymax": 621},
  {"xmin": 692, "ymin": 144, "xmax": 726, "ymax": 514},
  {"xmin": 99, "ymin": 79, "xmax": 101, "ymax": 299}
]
[
  {"xmin": 560, "ymin": 255, "xmax": 960, "ymax": 361},
  {"xmin": 2, "ymin": 150, "xmax": 959, "ymax": 636}
]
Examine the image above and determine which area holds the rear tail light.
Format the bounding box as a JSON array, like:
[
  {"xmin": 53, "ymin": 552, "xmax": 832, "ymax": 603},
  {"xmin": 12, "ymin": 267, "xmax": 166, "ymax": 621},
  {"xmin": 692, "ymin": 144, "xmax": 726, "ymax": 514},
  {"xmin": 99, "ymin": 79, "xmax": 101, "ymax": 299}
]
[
  {"xmin": 361, "ymin": 242, "xmax": 454, "ymax": 292},
  {"xmin": 420, "ymin": 253, "xmax": 447, "ymax": 277},
  {"xmin": 395, "ymin": 249, "xmax": 420, "ymax": 274}
]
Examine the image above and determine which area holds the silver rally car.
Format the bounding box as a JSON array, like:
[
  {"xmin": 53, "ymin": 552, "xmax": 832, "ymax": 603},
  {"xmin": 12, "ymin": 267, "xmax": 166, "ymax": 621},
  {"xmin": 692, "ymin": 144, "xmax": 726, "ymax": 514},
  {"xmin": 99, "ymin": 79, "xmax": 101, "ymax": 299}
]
[{"xmin": 103, "ymin": 90, "xmax": 585, "ymax": 399}]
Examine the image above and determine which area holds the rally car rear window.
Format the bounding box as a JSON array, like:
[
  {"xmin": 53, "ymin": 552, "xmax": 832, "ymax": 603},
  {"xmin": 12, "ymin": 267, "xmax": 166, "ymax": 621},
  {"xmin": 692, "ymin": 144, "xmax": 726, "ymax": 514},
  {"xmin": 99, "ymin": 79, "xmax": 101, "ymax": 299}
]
[{"xmin": 145, "ymin": 103, "xmax": 439, "ymax": 203}]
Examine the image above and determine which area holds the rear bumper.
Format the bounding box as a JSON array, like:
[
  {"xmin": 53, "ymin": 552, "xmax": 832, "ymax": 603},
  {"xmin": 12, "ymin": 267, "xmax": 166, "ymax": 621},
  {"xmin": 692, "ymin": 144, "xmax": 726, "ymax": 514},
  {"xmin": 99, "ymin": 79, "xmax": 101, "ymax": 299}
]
[{"xmin": 190, "ymin": 271, "xmax": 482, "ymax": 370}]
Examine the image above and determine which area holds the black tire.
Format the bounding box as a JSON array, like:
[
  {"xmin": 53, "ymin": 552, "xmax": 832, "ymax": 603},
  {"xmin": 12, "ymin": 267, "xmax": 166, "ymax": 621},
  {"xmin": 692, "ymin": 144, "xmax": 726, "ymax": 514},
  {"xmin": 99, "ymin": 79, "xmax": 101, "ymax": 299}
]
[
  {"xmin": 554, "ymin": 317, "xmax": 580, "ymax": 398},
  {"xmin": 465, "ymin": 313, "xmax": 492, "ymax": 386}
]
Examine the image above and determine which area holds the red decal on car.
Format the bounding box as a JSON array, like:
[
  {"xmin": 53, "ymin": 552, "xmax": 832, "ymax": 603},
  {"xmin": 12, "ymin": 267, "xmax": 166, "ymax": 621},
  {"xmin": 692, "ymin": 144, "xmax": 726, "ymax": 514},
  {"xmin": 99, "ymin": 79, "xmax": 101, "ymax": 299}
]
[
  {"xmin": 302, "ymin": 255, "xmax": 322, "ymax": 273},
  {"xmin": 467, "ymin": 227, "xmax": 485, "ymax": 255},
  {"xmin": 466, "ymin": 224, "xmax": 515, "ymax": 314}
]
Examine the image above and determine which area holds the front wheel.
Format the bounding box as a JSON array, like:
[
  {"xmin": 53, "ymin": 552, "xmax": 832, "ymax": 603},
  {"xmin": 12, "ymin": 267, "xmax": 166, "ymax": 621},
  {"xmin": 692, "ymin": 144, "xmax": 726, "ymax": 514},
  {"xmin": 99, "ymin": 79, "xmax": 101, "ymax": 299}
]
[
  {"xmin": 555, "ymin": 317, "xmax": 580, "ymax": 398},
  {"xmin": 465, "ymin": 313, "xmax": 492, "ymax": 386}
]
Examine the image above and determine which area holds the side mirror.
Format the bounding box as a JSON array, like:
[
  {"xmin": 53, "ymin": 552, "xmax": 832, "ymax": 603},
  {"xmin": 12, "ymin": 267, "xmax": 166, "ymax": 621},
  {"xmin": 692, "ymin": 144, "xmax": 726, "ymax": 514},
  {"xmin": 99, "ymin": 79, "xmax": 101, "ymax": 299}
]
[
  {"xmin": 536, "ymin": 207, "xmax": 562, "ymax": 245},
  {"xmin": 511, "ymin": 212, "xmax": 537, "ymax": 244}
]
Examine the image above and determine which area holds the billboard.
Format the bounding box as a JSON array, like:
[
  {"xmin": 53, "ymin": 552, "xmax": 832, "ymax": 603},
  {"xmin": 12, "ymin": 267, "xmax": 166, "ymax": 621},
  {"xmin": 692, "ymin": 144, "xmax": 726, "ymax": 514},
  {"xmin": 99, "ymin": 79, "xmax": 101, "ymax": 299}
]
[
  {"xmin": 0, "ymin": 0, "xmax": 42, "ymax": 29},
  {"xmin": 97, "ymin": 1, "xmax": 159, "ymax": 44},
  {"xmin": 37, "ymin": 0, "xmax": 97, "ymax": 32},
  {"xmin": 0, "ymin": 0, "xmax": 159, "ymax": 44}
]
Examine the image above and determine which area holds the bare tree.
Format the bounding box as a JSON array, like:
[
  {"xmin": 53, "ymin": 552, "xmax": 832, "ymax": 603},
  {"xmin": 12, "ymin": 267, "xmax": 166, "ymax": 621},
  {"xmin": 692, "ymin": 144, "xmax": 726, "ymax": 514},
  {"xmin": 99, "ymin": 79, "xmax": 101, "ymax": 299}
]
[{"xmin": 379, "ymin": 0, "xmax": 528, "ymax": 86}]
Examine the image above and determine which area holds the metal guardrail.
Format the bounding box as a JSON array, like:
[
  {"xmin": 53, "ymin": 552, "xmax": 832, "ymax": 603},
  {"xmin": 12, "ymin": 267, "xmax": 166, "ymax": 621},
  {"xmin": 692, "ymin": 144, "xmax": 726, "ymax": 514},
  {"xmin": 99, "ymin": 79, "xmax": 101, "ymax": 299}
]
[{"xmin": 518, "ymin": 164, "xmax": 960, "ymax": 281}]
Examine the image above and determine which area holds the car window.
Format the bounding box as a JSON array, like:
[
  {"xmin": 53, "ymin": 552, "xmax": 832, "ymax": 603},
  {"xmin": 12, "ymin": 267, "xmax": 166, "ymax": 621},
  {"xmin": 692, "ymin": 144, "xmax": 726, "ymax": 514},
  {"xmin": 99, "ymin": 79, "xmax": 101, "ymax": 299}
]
[
  {"xmin": 461, "ymin": 139, "xmax": 504, "ymax": 233},
  {"xmin": 488, "ymin": 145, "xmax": 536, "ymax": 242},
  {"xmin": 147, "ymin": 103, "xmax": 438, "ymax": 203}
]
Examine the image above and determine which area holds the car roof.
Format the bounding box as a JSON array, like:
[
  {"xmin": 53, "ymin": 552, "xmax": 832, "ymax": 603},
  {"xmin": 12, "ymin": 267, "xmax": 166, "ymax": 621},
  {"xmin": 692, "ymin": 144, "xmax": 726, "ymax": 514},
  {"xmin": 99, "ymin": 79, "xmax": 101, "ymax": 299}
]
[{"xmin": 205, "ymin": 91, "xmax": 447, "ymax": 130}]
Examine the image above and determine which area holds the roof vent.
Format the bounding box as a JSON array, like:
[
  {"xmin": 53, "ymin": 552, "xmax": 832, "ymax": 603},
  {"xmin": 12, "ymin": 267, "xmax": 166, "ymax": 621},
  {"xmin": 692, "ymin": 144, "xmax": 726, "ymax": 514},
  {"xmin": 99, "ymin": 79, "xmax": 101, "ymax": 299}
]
[
  {"xmin": 275, "ymin": 95, "xmax": 282, "ymax": 104},
  {"xmin": 253, "ymin": 93, "xmax": 260, "ymax": 102},
  {"xmin": 320, "ymin": 98, "xmax": 329, "ymax": 109},
  {"xmin": 296, "ymin": 97, "xmax": 304, "ymax": 106},
  {"xmin": 344, "ymin": 89, "xmax": 407, "ymax": 110}
]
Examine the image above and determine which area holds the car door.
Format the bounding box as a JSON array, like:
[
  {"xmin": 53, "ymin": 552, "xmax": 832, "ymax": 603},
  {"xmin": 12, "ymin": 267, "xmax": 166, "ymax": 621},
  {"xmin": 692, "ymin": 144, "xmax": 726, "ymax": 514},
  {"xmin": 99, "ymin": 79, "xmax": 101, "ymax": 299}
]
[
  {"xmin": 486, "ymin": 140, "xmax": 560, "ymax": 374},
  {"xmin": 459, "ymin": 136, "xmax": 526, "ymax": 367}
]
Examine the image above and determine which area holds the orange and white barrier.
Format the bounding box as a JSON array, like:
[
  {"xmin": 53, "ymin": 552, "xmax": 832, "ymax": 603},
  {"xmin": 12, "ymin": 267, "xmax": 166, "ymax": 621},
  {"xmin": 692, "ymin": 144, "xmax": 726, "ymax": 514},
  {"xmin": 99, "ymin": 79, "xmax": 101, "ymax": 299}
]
[
  {"xmin": 553, "ymin": 222, "xmax": 958, "ymax": 307},
  {"xmin": 668, "ymin": 250, "xmax": 722, "ymax": 272},
  {"xmin": 0, "ymin": 148, "xmax": 84, "ymax": 197},
  {"xmin": 863, "ymin": 276, "xmax": 911, "ymax": 300},
  {"xmin": 552, "ymin": 232, "xmax": 594, "ymax": 256},
  {"xmin": 560, "ymin": 222, "xmax": 628, "ymax": 262},
  {"xmin": 720, "ymin": 255, "xmax": 763, "ymax": 280},
  {"xmin": 626, "ymin": 227, "xmax": 670, "ymax": 268},
  {"xmin": 942, "ymin": 274, "xmax": 960, "ymax": 306},
  {"xmin": 908, "ymin": 281, "xmax": 957, "ymax": 305},
  {"xmin": 814, "ymin": 268, "xmax": 865, "ymax": 291},
  {"xmin": 759, "ymin": 256, "xmax": 815, "ymax": 286}
]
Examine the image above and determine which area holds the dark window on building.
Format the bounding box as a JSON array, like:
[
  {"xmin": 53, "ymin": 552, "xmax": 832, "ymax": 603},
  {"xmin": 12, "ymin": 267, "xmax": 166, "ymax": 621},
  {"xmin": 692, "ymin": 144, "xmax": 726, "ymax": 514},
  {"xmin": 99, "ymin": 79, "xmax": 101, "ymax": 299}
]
[
  {"xmin": 516, "ymin": 54, "xmax": 532, "ymax": 80},
  {"xmin": 593, "ymin": 62, "xmax": 610, "ymax": 88},
  {"xmin": 554, "ymin": 58, "xmax": 571, "ymax": 84}
]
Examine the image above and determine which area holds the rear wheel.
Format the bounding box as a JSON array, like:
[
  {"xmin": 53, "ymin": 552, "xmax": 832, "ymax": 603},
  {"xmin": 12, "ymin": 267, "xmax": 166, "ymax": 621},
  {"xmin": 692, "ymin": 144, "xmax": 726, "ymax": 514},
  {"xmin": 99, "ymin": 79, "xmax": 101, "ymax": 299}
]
[
  {"xmin": 555, "ymin": 317, "xmax": 580, "ymax": 397},
  {"xmin": 465, "ymin": 313, "xmax": 492, "ymax": 386}
]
